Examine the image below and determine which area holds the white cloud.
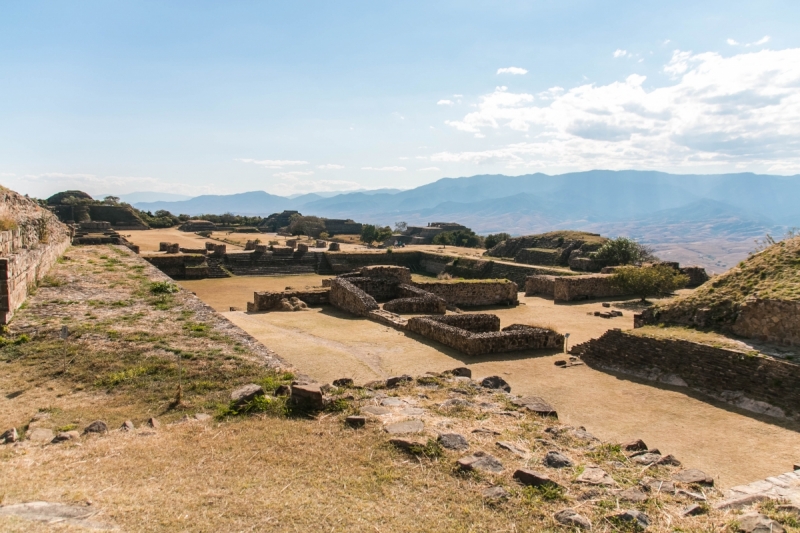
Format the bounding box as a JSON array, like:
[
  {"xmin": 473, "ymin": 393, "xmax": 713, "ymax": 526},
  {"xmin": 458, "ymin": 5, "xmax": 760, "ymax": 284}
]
[
  {"xmin": 274, "ymin": 171, "xmax": 314, "ymax": 179},
  {"xmin": 417, "ymin": 167, "xmax": 440, "ymax": 171},
  {"xmin": 272, "ymin": 174, "xmax": 362, "ymax": 195},
  {"xmin": 727, "ymin": 36, "xmax": 771, "ymax": 47},
  {"xmin": 436, "ymin": 47, "xmax": 800, "ymax": 174},
  {"xmin": 663, "ymin": 39, "xmax": 671, "ymax": 45},
  {"xmin": 317, "ymin": 164, "xmax": 345, "ymax": 170},
  {"xmin": 497, "ymin": 67, "xmax": 528, "ymax": 75},
  {"xmin": 453, "ymin": 94, "xmax": 463, "ymax": 98},
  {"xmin": 361, "ymin": 166, "xmax": 406, "ymax": 171},
  {"xmin": 613, "ymin": 49, "xmax": 628, "ymax": 58},
  {"xmin": 236, "ymin": 158, "xmax": 308, "ymax": 169},
  {"xmin": 437, "ymin": 99, "xmax": 454, "ymax": 106},
  {"xmin": 6, "ymin": 172, "xmax": 223, "ymax": 198}
]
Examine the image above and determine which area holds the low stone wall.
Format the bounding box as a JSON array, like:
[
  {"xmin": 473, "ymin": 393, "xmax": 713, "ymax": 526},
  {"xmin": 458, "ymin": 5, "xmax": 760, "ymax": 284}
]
[
  {"xmin": 142, "ymin": 254, "xmax": 207, "ymax": 279},
  {"xmin": 383, "ymin": 285, "xmax": 446, "ymax": 314},
  {"xmin": 329, "ymin": 278, "xmax": 379, "ymax": 316},
  {"xmin": 360, "ymin": 265, "xmax": 412, "ymax": 284},
  {"xmin": 179, "ymin": 247, "xmax": 207, "ymax": 255},
  {"xmin": 570, "ymin": 329, "xmax": 800, "ymax": 419},
  {"xmin": 406, "ymin": 314, "xmax": 563, "ymax": 356},
  {"xmin": 0, "ymin": 188, "xmax": 71, "ymax": 323},
  {"xmin": 248, "ymin": 287, "xmax": 331, "ymax": 312},
  {"xmin": 732, "ymin": 299, "xmax": 800, "ymax": 346},
  {"xmin": 413, "ymin": 280, "xmax": 518, "ymax": 307},
  {"xmin": 515, "ymin": 247, "xmax": 563, "ymax": 266},
  {"xmin": 681, "ymin": 266, "xmax": 709, "ymax": 288},
  {"xmin": 347, "ymin": 277, "xmax": 398, "ymax": 302},
  {"xmin": 525, "ymin": 273, "xmax": 625, "ymax": 302}
]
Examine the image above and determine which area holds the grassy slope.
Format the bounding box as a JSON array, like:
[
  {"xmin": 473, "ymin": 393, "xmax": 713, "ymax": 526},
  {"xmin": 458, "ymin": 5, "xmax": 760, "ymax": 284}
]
[{"xmin": 651, "ymin": 236, "xmax": 800, "ymax": 324}]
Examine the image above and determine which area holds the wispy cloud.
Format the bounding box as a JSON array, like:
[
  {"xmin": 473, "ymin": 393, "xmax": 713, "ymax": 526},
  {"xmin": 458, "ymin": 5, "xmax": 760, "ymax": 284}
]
[
  {"xmin": 274, "ymin": 171, "xmax": 314, "ymax": 179},
  {"xmin": 727, "ymin": 36, "xmax": 770, "ymax": 47},
  {"xmin": 417, "ymin": 167, "xmax": 440, "ymax": 171},
  {"xmin": 361, "ymin": 166, "xmax": 406, "ymax": 171},
  {"xmin": 437, "ymin": 99, "xmax": 454, "ymax": 106},
  {"xmin": 496, "ymin": 67, "xmax": 528, "ymax": 75},
  {"xmin": 436, "ymin": 47, "xmax": 800, "ymax": 174},
  {"xmin": 317, "ymin": 164, "xmax": 345, "ymax": 170},
  {"xmin": 273, "ymin": 174, "xmax": 362, "ymax": 195},
  {"xmin": 613, "ymin": 49, "xmax": 629, "ymax": 58},
  {"xmin": 236, "ymin": 158, "xmax": 308, "ymax": 168}
]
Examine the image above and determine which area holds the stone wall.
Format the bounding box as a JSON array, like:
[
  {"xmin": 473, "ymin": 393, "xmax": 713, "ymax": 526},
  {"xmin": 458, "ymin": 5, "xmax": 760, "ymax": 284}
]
[
  {"xmin": 731, "ymin": 299, "xmax": 800, "ymax": 346},
  {"xmin": 248, "ymin": 287, "xmax": 331, "ymax": 312},
  {"xmin": 413, "ymin": 280, "xmax": 518, "ymax": 307},
  {"xmin": 570, "ymin": 329, "xmax": 800, "ymax": 419},
  {"xmin": 406, "ymin": 314, "xmax": 564, "ymax": 356},
  {"xmin": 0, "ymin": 188, "xmax": 71, "ymax": 323},
  {"xmin": 383, "ymin": 292, "xmax": 446, "ymax": 314},
  {"xmin": 329, "ymin": 278, "xmax": 379, "ymax": 316},
  {"xmin": 525, "ymin": 274, "xmax": 625, "ymax": 302},
  {"xmin": 360, "ymin": 265, "xmax": 412, "ymax": 284}
]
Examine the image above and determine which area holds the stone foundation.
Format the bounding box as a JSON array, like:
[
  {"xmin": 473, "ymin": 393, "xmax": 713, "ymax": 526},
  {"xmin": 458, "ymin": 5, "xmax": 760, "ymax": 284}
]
[
  {"xmin": 329, "ymin": 278, "xmax": 379, "ymax": 316},
  {"xmin": 732, "ymin": 299, "xmax": 800, "ymax": 346},
  {"xmin": 570, "ymin": 329, "xmax": 800, "ymax": 419},
  {"xmin": 413, "ymin": 280, "xmax": 518, "ymax": 307},
  {"xmin": 247, "ymin": 287, "xmax": 330, "ymax": 312},
  {"xmin": 525, "ymin": 273, "xmax": 625, "ymax": 302},
  {"xmin": 406, "ymin": 314, "xmax": 564, "ymax": 356}
]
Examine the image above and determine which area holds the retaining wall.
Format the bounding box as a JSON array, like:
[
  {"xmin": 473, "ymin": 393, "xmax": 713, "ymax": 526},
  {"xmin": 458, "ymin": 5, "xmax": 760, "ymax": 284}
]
[
  {"xmin": 329, "ymin": 278, "xmax": 379, "ymax": 316},
  {"xmin": 732, "ymin": 299, "xmax": 800, "ymax": 346},
  {"xmin": 413, "ymin": 280, "xmax": 518, "ymax": 307},
  {"xmin": 248, "ymin": 287, "xmax": 331, "ymax": 312},
  {"xmin": 0, "ymin": 188, "xmax": 71, "ymax": 323},
  {"xmin": 525, "ymin": 273, "xmax": 625, "ymax": 302},
  {"xmin": 570, "ymin": 329, "xmax": 800, "ymax": 418}
]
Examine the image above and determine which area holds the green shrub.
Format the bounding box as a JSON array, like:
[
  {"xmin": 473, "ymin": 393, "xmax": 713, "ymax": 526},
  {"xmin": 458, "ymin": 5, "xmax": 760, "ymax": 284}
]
[
  {"xmin": 611, "ymin": 265, "xmax": 689, "ymax": 302},
  {"xmin": 149, "ymin": 281, "xmax": 179, "ymax": 295}
]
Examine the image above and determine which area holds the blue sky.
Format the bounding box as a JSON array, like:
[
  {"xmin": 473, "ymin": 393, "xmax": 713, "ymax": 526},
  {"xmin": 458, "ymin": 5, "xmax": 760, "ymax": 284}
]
[{"xmin": 2, "ymin": 1, "xmax": 799, "ymax": 198}]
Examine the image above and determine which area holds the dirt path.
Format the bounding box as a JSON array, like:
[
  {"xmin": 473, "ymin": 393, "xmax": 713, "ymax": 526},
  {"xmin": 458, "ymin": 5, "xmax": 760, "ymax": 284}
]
[{"xmin": 181, "ymin": 275, "xmax": 800, "ymax": 488}]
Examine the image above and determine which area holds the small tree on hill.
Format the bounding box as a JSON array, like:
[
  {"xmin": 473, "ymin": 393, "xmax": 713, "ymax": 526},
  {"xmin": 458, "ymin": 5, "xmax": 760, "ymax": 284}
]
[
  {"xmin": 360, "ymin": 224, "xmax": 392, "ymax": 246},
  {"xmin": 592, "ymin": 237, "xmax": 656, "ymax": 267},
  {"xmin": 611, "ymin": 265, "xmax": 689, "ymax": 302},
  {"xmin": 394, "ymin": 221, "xmax": 407, "ymax": 233},
  {"xmin": 484, "ymin": 232, "xmax": 511, "ymax": 249}
]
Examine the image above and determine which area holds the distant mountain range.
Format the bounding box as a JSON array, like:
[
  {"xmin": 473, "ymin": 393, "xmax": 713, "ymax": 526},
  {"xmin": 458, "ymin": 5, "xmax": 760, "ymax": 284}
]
[{"xmin": 131, "ymin": 171, "xmax": 800, "ymax": 270}]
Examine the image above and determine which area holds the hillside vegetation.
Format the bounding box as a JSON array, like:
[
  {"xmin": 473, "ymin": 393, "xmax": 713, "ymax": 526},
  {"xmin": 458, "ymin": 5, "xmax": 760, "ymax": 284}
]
[{"xmin": 644, "ymin": 236, "xmax": 800, "ymax": 328}]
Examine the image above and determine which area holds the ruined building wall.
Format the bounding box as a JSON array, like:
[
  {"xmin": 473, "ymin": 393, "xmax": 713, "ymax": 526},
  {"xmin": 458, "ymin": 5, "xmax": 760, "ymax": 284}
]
[
  {"xmin": 329, "ymin": 278, "xmax": 379, "ymax": 316},
  {"xmin": 525, "ymin": 274, "xmax": 625, "ymax": 302},
  {"xmin": 731, "ymin": 299, "xmax": 800, "ymax": 346},
  {"xmin": 413, "ymin": 280, "xmax": 518, "ymax": 307},
  {"xmin": 0, "ymin": 188, "xmax": 71, "ymax": 323},
  {"xmin": 570, "ymin": 329, "xmax": 800, "ymax": 419},
  {"xmin": 248, "ymin": 287, "xmax": 331, "ymax": 312}
]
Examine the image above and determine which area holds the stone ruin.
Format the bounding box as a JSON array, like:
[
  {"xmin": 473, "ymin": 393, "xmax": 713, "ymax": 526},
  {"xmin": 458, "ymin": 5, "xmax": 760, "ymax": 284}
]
[
  {"xmin": 246, "ymin": 265, "xmax": 561, "ymax": 356},
  {"xmin": 178, "ymin": 219, "xmax": 216, "ymax": 232},
  {"xmin": 72, "ymin": 222, "xmax": 139, "ymax": 253},
  {"xmin": 328, "ymin": 242, "xmax": 340, "ymax": 251}
]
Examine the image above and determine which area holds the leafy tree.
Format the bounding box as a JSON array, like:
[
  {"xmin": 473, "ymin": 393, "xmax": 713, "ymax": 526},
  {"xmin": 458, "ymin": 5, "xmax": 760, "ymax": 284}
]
[
  {"xmin": 611, "ymin": 265, "xmax": 689, "ymax": 302},
  {"xmin": 288, "ymin": 215, "xmax": 326, "ymax": 237},
  {"xmin": 433, "ymin": 229, "xmax": 483, "ymax": 248},
  {"xmin": 394, "ymin": 221, "xmax": 408, "ymax": 233},
  {"xmin": 360, "ymin": 224, "xmax": 392, "ymax": 245},
  {"xmin": 103, "ymin": 196, "xmax": 120, "ymax": 205},
  {"xmin": 484, "ymin": 232, "xmax": 511, "ymax": 249},
  {"xmin": 591, "ymin": 237, "xmax": 657, "ymax": 267}
]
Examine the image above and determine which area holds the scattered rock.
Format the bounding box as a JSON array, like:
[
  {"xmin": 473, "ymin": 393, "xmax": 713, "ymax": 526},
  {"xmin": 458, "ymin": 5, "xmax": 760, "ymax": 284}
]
[
  {"xmin": 576, "ymin": 467, "xmax": 616, "ymax": 486},
  {"xmin": 450, "ymin": 367, "xmax": 471, "ymax": 378},
  {"xmin": 554, "ymin": 360, "xmax": 567, "ymax": 367},
  {"xmin": 1, "ymin": 428, "xmax": 18, "ymax": 444},
  {"xmin": 361, "ymin": 406, "xmax": 391, "ymax": 416},
  {"xmin": 777, "ymin": 505, "xmax": 800, "ymax": 516},
  {"xmin": 513, "ymin": 469, "xmax": 560, "ymax": 488},
  {"xmin": 714, "ymin": 494, "xmax": 771, "ymax": 510},
  {"xmin": 554, "ymin": 508, "xmax": 592, "ymax": 530},
  {"xmin": 570, "ymin": 427, "xmax": 597, "ymax": 441},
  {"xmin": 383, "ymin": 419, "xmax": 424, "ymax": 435},
  {"xmin": 543, "ymin": 451, "xmax": 574, "ymax": 468},
  {"xmin": 630, "ymin": 448, "xmax": 661, "ymax": 458},
  {"xmin": 681, "ymin": 504, "xmax": 707, "ymax": 516},
  {"xmin": 363, "ymin": 380, "xmax": 386, "ymax": 389},
  {"xmin": 640, "ymin": 479, "xmax": 675, "ymax": 494},
  {"xmin": 146, "ymin": 417, "xmax": 160, "ymax": 429},
  {"xmin": 83, "ymin": 420, "xmax": 108, "ymax": 434},
  {"xmin": 51, "ymin": 431, "xmax": 80, "ymax": 443},
  {"xmin": 673, "ymin": 469, "xmax": 714, "ymax": 486},
  {"xmin": 291, "ymin": 383, "xmax": 324, "ymax": 409},
  {"xmin": 439, "ymin": 433, "xmax": 469, "ymax": 450},
  {"xmin": 480, "ymin": 376, "xmax": 510, "ymax": 392},
  {"xmin": 28, "ymin": 411, "xmax": 51, "ymax": 427},
  {"xmin": 623, "ymin": 439, "xmax": 648, "ymax": 451},
  {"xmin": 496, "ymin": 441, "xmax": 529, "ymax": 457},
  {"xmin": 386, "ymin": 375, "xmax": 413, "ymax": 388},
  {"xmin": 27, "ymin": 428, "xmax": 54, "ymax": 443},
  {"xmin": 602, "ymin": 302, "xmax": 611, "ymax": 308},
  {"xmin": 577, "ymin": 488, "xmax": 604, "ymax": 501},
  {"xmin": 274, "ymin": 384, "xmax": 291, "ymax": 396},
  {"xmin": 511, "ymin": 396, "xmax": 557, "ymax": 417},
  {"xmin": 482, "ymin": 485, "xmax": 510, "ymax": 500},
  {"xmin": 457, "ymin": 451, "xmax": 504, "ymax": 474},
  {"xmin": 676, "ymin": 489, "xmax": 707, "ymax": 501},
  {"xmin": 656, "ymin": 454, "xmax": 681, "ymax": 466},
  {"xmin": 345, "ymin": 415, "xmax": 366, "ymax": 428},
  {"xmin": 440, "ymin": 398, "xmax": 473, "ymax": 408},
  {"xmin": 120, "ymin": 420, "xmax": 135, "ymax": 431},
  {"xmin": 614, "ymin": 509, "xmax": 650, "ymax": 529},
  {"xmin": 389, "ymin": 437, "xmax": 427, "ymax": 452},
  {"xmin": 633, "ymin": 453, "xmax": 663, "ymax": 465},
  {"xmin": 381, "ymin": 397, "xmax": 404, "ymax": 407},
  {"xmin": 230, "ymin": 384, "xmax": 264, "ymax": 405},
  {"xmin": 617, "ymin": 487, "xmax": 648, "ymax": 502},
  {"xmin": 737, "ymin": 513, "xmax": 785, "ymax": 533},
  {"xmin": 472, "ymin": 427, "xmax": 501, "ymax": 435},
  {"xmin": 332, "ymin": 378, "xmax": 354, "ymax": 387},
  {"xmin": 194, "ymin": 413, "xmax": 212, "ymax": 421}
]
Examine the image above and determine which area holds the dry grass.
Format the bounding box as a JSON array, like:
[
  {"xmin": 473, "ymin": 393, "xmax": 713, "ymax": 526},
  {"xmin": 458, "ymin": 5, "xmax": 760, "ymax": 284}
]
[{"xmin": 631, "ymin": 325, "xmax": 759, "ymax": 354}]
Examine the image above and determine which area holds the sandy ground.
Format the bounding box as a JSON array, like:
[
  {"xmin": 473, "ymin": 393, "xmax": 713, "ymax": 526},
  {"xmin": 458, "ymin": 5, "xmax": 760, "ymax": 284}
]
[
  {"xmin": 125, "ymin": 228, "xmax": 245, "ymax": 251},
  {"xmin": 180, "ymin": 274, "xmax": 800, "ymax": 488}
]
